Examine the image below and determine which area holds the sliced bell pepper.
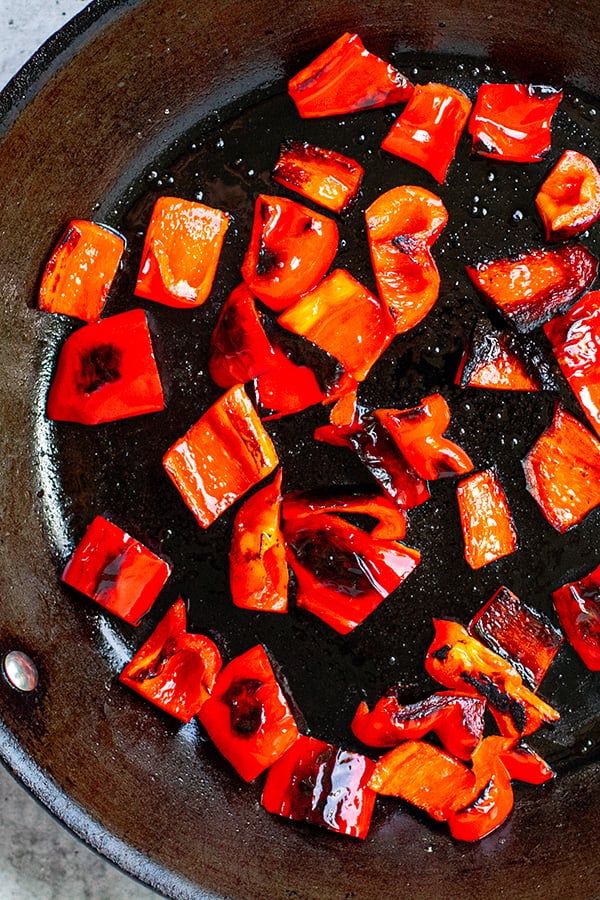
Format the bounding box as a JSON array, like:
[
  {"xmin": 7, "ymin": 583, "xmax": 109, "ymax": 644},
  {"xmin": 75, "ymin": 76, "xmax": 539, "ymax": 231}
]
[
  {"xmin": 381, "ymin": 83, "xmax": 472, "ymax": 183},
  {"xmin": 61, "ymin": 515, "xmax": 171, "ymax": 625},
  {"xmin": 552, "ymin": 561, "xmax": 600, "ymax": 670},
  {"xmin": 282, "ymin": 486, "xmax": 407, "ymax": 540},
  {"xmin": 522, "ymin": 402, "xmax": 600, "ymax": 533},
  {"xmin": 288, "ymin": 32, "xmax": 413, "ymax": 118},
  {"xmin": 351, "ymin": 689, "xmax": 485, "ymax": 759},
  {"xmin": 456, "ymin": 468, "xmax": 518, "ymax": 569},
  {"xmin": 46, "ymin": 308, "xmax": 164, "ymax": 425},
  {"xmin": 252, "ymin": 344, "xmax": 326, "ymax": 419},
  {"xmin": 198, "ymin": 644, "xmax": 299, "ymax": 782},
  {"xmin": 543, "ymin": 290, "xmax": 600, "ymax": 439},
  {"xmin": 446, "ymin": 735, "xmax": 514, "ymax": 842},
  {"xmin": 272, "ymin": 141, "xmax": 364, "ymax": 214},
  {"xmin": 119, "ymin": 598, "xmax": 222, "ymax": 722},
  {"xmin": 208, "ymin": 283, "xmax": 276, "ymax": 388},
  {"xmin": 374, "ymin": 393, "xmax": 473, "ymax": 480},
  {"xmin": 278, "ymin": 268, "xmax": 394, "ymax": 382},
  {"xmin": 468, "ymin": 83, "xmax": 562, "ymax": 163},
  {"xmin": 425, "ymin": 619, "xmax": 560, "ymax": 739},
  {"xmin": 535, "ymin": 150, "xmax": 600, "ymax": 241},
  {"xmin": 38, "ymin": 219, "xmax": 125, "ymax": 322},
  {"xmin": 163, "ymin": 384, "xmax": 279, "ymax": 529},
  {"xmin": 135, "ymin": 196, "xmax": 230, "ymax": 308},
  {"xmin": 499, "ymin": 742, "xmax": 555, "ymax": 785},
  {"xmin": 465, "ymin": 244, "xmax": 598, "ymax": 332},
  {"xmin": 469, "ymin": 586, "xmax": 563, "ymax": 690},
  {"xmin": 261, "ymin": 734, "xmax": 376, "ymax": 839},
  {"xmin": 229, "ymin": 470, "xmax": 288, "ymax": 613},
  {"xmin": 366, "ymin": 186, "xmax": 448, "ymax": 333},
  {"xmin": 283, "ymin": 511, "xmax": 420, "ymax": 634},
  {"xmin": 241, "ymin": 194, "xmax": 338, "ymax": 312}
]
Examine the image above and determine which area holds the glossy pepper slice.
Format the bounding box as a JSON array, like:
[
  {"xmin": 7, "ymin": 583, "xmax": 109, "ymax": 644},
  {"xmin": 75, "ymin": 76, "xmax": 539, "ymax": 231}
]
[
  {"xmin": 46, "ymin": 308, "xmax": 164, "ymax": 425},
  {"xmin": 283, "ymin": 486, "xmax": 407, "ymax": 540},
  {"xmin": 535, "ymin": 150, "xmax": 600, "ymax": 241},
  {"xmin": 38, "ymin": 220, "xmax": 125, "ymax": 322},
  {"xmin": 446, "ymin": 736, "xmax": 514, "ymax": 842},
  {"xmin": 465, "ymin": 245, "xmax": 598, "ymax": 332},
  {"xmin": 552, "ymin": 561, "xmax": 600, "ymax": 670},
  {"xmin": 198, "ymin": 644, "xmax": 299, "ymax": 782},
  {"xmin": 499, "ymin": 742, "xmax": 555, "ymax": 784},
  {"xmin": 468, "ymin": 84, "xmax": 562, "ymax": 163},
  {"xmin": 425, "ymin": 619, "xmax": 560, "ymax": 739},
  {"xmin": 374, "ymin": 393, "xmax": 473, "ymax": 480},
  {"xmin": 135, "ymin": 196, "xmax": 230, "ymax": 308},
  {"xmin": 272, "ymin": 141, "xmax": 364, "ymax": 214},
  {"xmin": 61, "ymin": 515, "xmax": 171, "ymax": 625},
  {"xmin": 381, "ymin": 83, "xmax": 472, "ymax": 183},
  {"xmin": 284, "ymin": 512, "xmax": 420, "ymax": 634},
  {"xmin": 208, "ymin": 283, "xmax": 276, "ymax": 388},
  {"xmin": 456, "ymin": 468, "xmax": 518, "ymax": 569},
  {"xmin": 278, "ymin": 268, "xmax": 394, "ymax": 382},
  {"xmin": 544, "ymin": 290, "xmax": 600, "ymax": 439},
  {"xmin": 241, "ymin": 195, "xmax": 338, "ymax": 312},
  {"xmin": 288, "ymin": 32, "xmax": 413, "ymax": 118},
  {"xmin": 366, "ymin": 186, "xmax": 448, "ymax": 333},
  {"xmin": 163, "ymin": 384, "xmax": 279, "ymax": 529},
  {"xmin": 351, "ymin": 689, "xmax": 485, "ymax": 759},
  {"xmin": 229, "ymin": 471, "xmax": 288, "ymax": 613},
  {"xmin": 252, "ymin": 344, "xmax": 326, "ymax": 419},
  {"xmin": 261, "ymin": 734, "xmax": 376, "ymax": 839},
  {"xmin": 119, "ymin": 598, "xmax": 222, "ymax": 722},
  {"xmin": 469, "ymin": 586, "xmax": 563, "ymax": 690},
  {"xmin": 522, "ymin": 403, "xmax": 600, "ymax": 533}
]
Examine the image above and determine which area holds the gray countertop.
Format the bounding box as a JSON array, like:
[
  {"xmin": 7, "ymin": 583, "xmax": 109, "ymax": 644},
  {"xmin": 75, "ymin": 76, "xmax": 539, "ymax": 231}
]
[{"xmin": 0, "ymin": 2, "xmax": 158, "ymax": 897}]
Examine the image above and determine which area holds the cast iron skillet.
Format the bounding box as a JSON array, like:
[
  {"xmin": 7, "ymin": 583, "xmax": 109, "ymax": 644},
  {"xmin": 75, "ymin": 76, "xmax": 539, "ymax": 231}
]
[{"xmin": 1, "ymin": 1, "xmax": 600, "ymax": 898}]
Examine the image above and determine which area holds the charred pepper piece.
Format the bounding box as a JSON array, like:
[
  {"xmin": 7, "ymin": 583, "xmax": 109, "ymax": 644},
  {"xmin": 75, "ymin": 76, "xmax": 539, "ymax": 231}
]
[
  {"xmin": 261, "ymin": 734, "xmax": 376, "ymax": 839},
  {"xmin": 198, "ymin": 644, "xmax": 299, "ymax": 782},
  {"xmin": 465, "ymin": 245, "xmax": 598, "ymax": 332},
  {"xmin": 38, "ymin": 219, "xmax": 125, "ymax": 322},
  {"xmin": 446, "ymin": 736, "xmax": 514, "ymax": 842},
  {"xmin": 163, "ymin": 384, "xmax": 279, "ymax": 529},
  {"xmin": 552, "ymin": 561, "xmax": 600, "ymax": 670},
  {"xmin": 283, "ymin": 486, "xmax": 408, "ymax": 540},
  {"xmin": 119, "ymin": 598, "xmax": 222, "ymax": 722},
  {"xmin": 208, "ymin": 283, "xmax": 276, "ymax": 388},
  {"xmin": 468, "ymin": 84, "xmax": 562, "ymax": 163},
  {"xmin": 456, "ymin": 468, "xmax": 518, "ymax": 569},
  {"xmin": 499, "ymin": 742, "xmax": 555, "ymax": 784},
  {"xmin": 535, "ymin": 150, "xmax": 600, "ymax": 241},
  {"xmin": 522, "ymin": 402, "xmax": 600, "ymax": 533},
  {"xmin": 381, "ymin": 83, "xmax": 472, "ymax": 183},
  {"xmin": 272, "ymin": 141, "xmax": 364, "ymax": 213},
  {"xmin": 62, "ymin": 515, "xmax": 171, "ymax": 625},
  {"xmin": 46, "ymin": 308, "xmax": 164, "ymax": 425},
  {"xmin": 288, "ymin": 32, "xmax": 413, "ymax": 118}
]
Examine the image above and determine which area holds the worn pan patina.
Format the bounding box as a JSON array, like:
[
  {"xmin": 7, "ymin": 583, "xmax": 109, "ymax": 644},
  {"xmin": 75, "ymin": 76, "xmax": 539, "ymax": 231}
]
[{"xmin": 0, "ymin": 1, "xmax": 599, "ymax": 897}]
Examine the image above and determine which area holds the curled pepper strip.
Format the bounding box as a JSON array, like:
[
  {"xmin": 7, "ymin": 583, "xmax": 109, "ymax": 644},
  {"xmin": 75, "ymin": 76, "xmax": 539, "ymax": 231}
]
[
  {"xmin": 283, "ymin": 486, "xmax": 407, "ymax": 540},
  {"xmin": 446, "ymin": 736, "xmax": 515, "ymax": 842},
  {"xmin": 535, "ymin": 150, "xmax": 600, "ymax": 241}
]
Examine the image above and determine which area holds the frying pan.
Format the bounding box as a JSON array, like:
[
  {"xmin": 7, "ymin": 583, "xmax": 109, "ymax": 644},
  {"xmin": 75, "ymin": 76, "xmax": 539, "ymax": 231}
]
[{"xmin": 1, "ymin": 1, "xmax": 600, "ymax": 898}]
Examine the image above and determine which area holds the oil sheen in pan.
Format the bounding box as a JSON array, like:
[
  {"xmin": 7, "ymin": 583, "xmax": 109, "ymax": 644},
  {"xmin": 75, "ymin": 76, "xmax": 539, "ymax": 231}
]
[{"xmin": 42, "ymin": 53, "xmax": 600, "ymax": 777}]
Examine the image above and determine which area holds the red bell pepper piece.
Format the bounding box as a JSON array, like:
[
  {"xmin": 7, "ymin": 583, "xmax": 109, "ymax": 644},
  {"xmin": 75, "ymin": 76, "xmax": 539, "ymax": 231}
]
[
  {"xmin": 119, "ymin": 598, "xmax": 222, "ymax": 722},
  {"xmin": 366, "ymin": 186, "xmax": 448, "ymax": 333},
  {"xmin": 468, "ymin": 83, "xmax": 562, "ymax": 163},
  {"xmin": 466, "ymin": 244, "xmax": 598, "ymax": 332},
  {"xmin": 198, "ymin": 644, "xmax": 299, "ymax": 782},
  {"xmin": 283, "ymin": 486, "xmax": 407, "ymax": 540},
  {"xmin": 135, "ymin": 196, "xmax": 230, "ymax": 308},
  {"xmin": 456, "ymin": 468, "xmax": 518, "ymax": 569},
  {"xmin": 552, "ymin": 561, "xmax": 600, "ymax": 670},
  {"xmin": 163, "ymin": 384, "xmax": 279, "ymax": 529},
  {"xmin": 283, "ymin": 512, "xmax": 420, "ymax": 634},
  {"xmin": 61, "ymin": 515, "xmax": 171, "ymax": 625},
  {"xmin": 499, "ymin": 742, "xmax": 555, "ymax": 785},
  {"xmin": 38, "ymin": 219, "xmax": 125, "ymax": 322},
  {"xmin": 425, "ymin": 619, "xmax": 560, "ymax": 739},
  {"xmin": 208, "ymin": 283, "xmax": 276, "ymax": 388},
  {"xmin": 536, "ymin": 150, "xmax": 600, "ymax": 241},
  {"xmin": 261, "ymin": 734, "xmax": 376, "ymax": 839},
  {"xmin": 469, "ymin": 586, "xmax": 563, "ymax": 690},
  {"xmin": 278, "ymin": 268, "xmax": 394, "ymax": 382},
  {"xmin": 544, "ymin": 290, "xmax": 600, "ymax": 439},
  {"xmin": 446, "ymin": 736, "xmax": 514, "ymax": 842},
  {"xmin": 241, "ymin": 194, "xmax": 338, "ymax": 312},
  {"xmin": 374, "ymin": 393, "xmax": 473, "ymax": 480},
  {"xmin": 351, "ymin": 689, "xmax": 485, "ymax": 759},
  {"xmin": 381, "ymin": 83, "xmax": 472, "ymax": 183},
  {"xmin": 229, "ymin": 470, "xmax": 288, "ymax": 613},
  {"xmin": 522, "ymin": 402, "xmax": 600, "ymax": 533},
  {"xmin": 46, "ymin": 308, "xmax": 164, "ymax": 425},
  {"xmin": 252, "ymin": 344, "xmax": 326, "ymax": 419},
  {"xmin": 288, "ymin": 32, "xmax": 413, "ymax": 118},
  {"xmin": 272, "ymin": 141, "xmax": 364, "ymax": 214}
]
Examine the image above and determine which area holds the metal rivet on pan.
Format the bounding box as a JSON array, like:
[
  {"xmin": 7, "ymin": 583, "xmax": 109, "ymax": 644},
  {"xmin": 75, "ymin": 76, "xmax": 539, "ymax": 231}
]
[{"xmin": 3, "ymin": 651, "xmax": 39, "ymax": 692}]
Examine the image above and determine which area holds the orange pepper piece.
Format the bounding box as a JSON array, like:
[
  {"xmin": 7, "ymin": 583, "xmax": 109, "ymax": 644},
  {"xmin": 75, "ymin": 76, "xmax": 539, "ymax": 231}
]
[
  {"xmin": 272, "ymin": 141, "xmax": 364, "ymax": 213},
  {"xmin": 456, "ymin": 468, "xmax": 518, "ymax": 569},
  {"xmin": 535, "ymin": 150, "xmax": 600, "ymax": 241}
]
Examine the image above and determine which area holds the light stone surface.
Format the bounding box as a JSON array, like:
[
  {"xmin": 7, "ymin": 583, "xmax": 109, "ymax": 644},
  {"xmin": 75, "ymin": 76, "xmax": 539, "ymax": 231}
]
[{"xmin": 0, "ymin": 1, "xmax": 160, "ymax": 897}]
